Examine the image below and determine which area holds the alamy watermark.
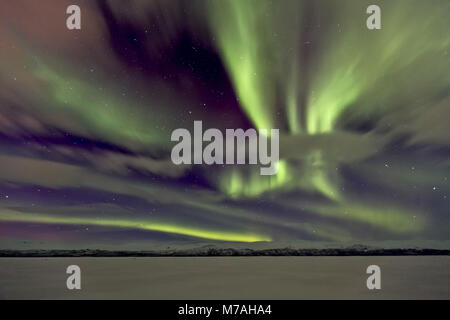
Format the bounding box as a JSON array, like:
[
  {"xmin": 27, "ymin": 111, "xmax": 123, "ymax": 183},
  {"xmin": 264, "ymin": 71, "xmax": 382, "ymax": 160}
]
[{"xmin": 170, "ymin": 121, "xmax": 279, "ymax": 175}]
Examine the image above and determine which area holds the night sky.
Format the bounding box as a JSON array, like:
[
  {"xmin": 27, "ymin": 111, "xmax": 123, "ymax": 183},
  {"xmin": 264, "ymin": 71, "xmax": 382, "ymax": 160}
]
[{"xmin": 0, "ymin": 0, "xmax": 449, "ymax": 249}]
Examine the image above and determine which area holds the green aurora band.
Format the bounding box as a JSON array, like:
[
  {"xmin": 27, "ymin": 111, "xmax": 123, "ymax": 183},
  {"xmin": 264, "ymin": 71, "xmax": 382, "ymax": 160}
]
[{"xmin": 0, "ymin": 0, "xmax": 449, "ymax": 245}]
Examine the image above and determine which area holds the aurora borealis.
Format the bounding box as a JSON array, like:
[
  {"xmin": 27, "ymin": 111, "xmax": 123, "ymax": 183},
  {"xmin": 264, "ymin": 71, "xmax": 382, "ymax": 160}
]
[{"xmin": 0, "ymin": 0, "xmax": 449, "ymax": 249}]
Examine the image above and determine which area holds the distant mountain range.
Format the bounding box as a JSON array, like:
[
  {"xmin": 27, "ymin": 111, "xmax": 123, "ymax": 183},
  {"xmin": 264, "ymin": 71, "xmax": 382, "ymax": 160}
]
[{"xmin": 1, "ymin": 246, "xmax": 449, "ymax": 257}]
